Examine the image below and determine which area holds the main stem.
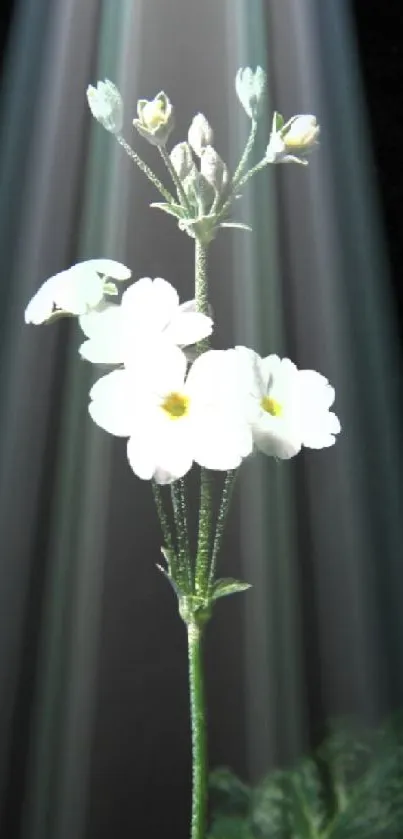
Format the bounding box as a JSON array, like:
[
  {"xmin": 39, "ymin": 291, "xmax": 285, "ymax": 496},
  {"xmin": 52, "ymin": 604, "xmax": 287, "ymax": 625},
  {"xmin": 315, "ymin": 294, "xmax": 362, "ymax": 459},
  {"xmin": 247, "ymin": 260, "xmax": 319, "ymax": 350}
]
[
  {"xmin": 187, "ymin": 622, "xmax": 207, "ymax": 839},
  {"xmin": 187, "ymin": 236, "xmax": 211, "ymax": 839}
]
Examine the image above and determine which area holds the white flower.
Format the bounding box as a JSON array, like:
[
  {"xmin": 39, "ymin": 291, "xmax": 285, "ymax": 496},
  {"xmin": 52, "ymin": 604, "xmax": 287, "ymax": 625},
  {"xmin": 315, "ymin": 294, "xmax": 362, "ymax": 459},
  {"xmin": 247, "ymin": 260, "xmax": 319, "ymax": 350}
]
[
  {"xmin": 86, "ymin": 80, "xmax": 123, "ymax": 134},
  {"xmin": 88, "ymin": 345, "xmax": 253, "ymax": 483},
  {"xmin": 236, "ymin": 347, "xmax": 340, "ymax": 459},
  {"xmin": 24, "ymin": 259, "xmax": 131, "ymax": 325},
  {"xmin": 266, "ymin": 113, "xmax": 320, "ymax": 165},
  {"xmin": 79, "ymin": 277, "xmax": 213, "ymax": 364},
  {"xmin": 188, "ymin": 113, "xmax": 214, "ymax": 157},
  {"xmin": 235, "ymin": 66, "xmax": 266, "ymax": 120}
]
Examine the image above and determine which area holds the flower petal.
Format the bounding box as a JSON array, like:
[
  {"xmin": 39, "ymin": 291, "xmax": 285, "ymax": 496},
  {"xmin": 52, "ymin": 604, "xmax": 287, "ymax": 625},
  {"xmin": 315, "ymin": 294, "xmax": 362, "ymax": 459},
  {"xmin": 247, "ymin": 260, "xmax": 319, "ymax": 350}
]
[
  {"xmin": 121, "ymin": 277, "xmax": 179, "ymax": 333},
  {"xmin": 253, "ymin": 414, "xmax": 302, "ymax": 459},
  {"xmin": 192, "ymin": 411, "xmax": 252, "ymax": 470},
  {"xmin": 78, "ymin": 304, "xmax": 125, "ymax": 363},
  {"xmin": 81, "ymin": 259, "xmax": 131, "ymax": 281},
  {"xmin": 164, "ymin": 311, "xmax": 213, "ymax": 346},
  {"xmin": 89, "ymin": 370, "xmax": 136, "ymax": 436},
  {"xmin": 127, "ymin": 433, "xmax": 157, "ymax": 481},
  {"xmin": 79, "ymin": 302, "xmax": 120, "ymax": 338}
]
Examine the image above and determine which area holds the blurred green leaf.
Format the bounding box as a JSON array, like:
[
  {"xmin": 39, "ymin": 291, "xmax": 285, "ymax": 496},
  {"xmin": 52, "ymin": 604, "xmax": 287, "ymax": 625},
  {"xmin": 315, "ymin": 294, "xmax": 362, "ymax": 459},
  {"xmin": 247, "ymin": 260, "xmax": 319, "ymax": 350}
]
[
  {"xmin": 251, "ymin": 771, "xmax": 290, "ymax": 839},
  {"xmin": 208, "ymin": 815, "xmax": 253, "ymax": 839},
  {"xmin": 209, "ymin": 768, "xmax": 251, "ymax": 816}
]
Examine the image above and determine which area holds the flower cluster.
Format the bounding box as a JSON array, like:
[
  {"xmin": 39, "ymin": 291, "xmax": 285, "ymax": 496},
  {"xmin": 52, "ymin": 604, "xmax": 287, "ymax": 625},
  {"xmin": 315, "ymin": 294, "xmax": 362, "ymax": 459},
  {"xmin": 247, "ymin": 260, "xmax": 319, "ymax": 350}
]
[
  {"xmin": 25, "ymin": 262, "xmax": 340, "ymax": 484},
  {"xmin": 85, "ymin": 68, "xmax": 320, "ymax": 245},
  {"xmin": 25, "ymin": 68, "xmax": 338, "ymax": 486}
]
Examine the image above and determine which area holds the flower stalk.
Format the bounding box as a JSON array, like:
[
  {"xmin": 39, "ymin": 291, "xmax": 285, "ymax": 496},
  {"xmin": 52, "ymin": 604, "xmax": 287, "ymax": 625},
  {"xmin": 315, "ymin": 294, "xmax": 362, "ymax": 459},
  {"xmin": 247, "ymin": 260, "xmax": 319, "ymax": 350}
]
[
  {"xmin": 208, "ymin": 469, "xmax": 238, "ymax": 594},
  {"xmin": 116, "ymin": 134, "xmax": 174, "ymax": 203},
  {"xmin": 231, "ymin": 118, "xmax": 258, "ymax": 189},
  {"xmin": 159, "ymin": 145, "xmax": 193, "ymax": 213}
]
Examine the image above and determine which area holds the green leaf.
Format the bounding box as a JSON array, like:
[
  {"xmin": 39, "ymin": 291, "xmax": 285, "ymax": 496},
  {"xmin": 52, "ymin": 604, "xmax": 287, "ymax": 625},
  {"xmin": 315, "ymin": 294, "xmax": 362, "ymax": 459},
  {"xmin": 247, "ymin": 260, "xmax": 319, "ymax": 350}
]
[
  {"xmin": 211, "ymin": 578, "xmax": 252, "ymax": 601},
  {"xmin": 209, "ymin": 768, "xmax": 251, "ymax": 816},
  {"xmin": 150, "ymin": 202, "xmax": 187, "ymax": 219},
  {"xmin": 251, "ymin": 770, "xmax": 289, "ymax": 839},
  {"xmin": 220, "ymin": 222, "xmax": 252, "ymax": 232},
  {"xmin": 286, "ymin": 758, "xmax": 328, "ymax": 836},
  {"xmin": 272, "ymin": 111, "xmax": 284, "ymax": 133},
  {"xmin": 319, "ymin": 722, "xmax": 374, "ymax": 790},
  {"xmin": 102, "ymin": 281, "xmax": 119, "ymax": 296}
]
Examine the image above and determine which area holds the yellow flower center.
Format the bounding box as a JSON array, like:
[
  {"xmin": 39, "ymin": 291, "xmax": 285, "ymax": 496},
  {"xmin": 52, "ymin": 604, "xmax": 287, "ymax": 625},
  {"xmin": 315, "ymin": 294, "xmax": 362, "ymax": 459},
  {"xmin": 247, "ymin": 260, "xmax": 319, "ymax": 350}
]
[
  {"xmin": 161, "ymin": 392, "xmax": 190, "ymax": 419},
  {"xmin": 261, "ymin": 395, "xmax": 283, "ymax": 417},
  {"xmin": 142, "ymin": 99, "xmax": 167, "ymax": 130}
]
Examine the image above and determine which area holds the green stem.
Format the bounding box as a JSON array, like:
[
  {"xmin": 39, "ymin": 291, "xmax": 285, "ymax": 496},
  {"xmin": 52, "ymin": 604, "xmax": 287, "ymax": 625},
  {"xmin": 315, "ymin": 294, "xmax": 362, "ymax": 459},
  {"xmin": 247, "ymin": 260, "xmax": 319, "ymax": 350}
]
[
  {"xmin": 216, "ymin": 155, "xmax": 268, "ymax": 224},
  {"xmin": 152, "ymin": 481, "xmax": 175, "ymax": 555},
  {"xmin": 236, "ymin": 156, "xmax": 268, "ymax": 189},
  {"xmin": 231, "ymin": 118, "xmax": 258, "ymax": 187},
  {"xmin": 116, "ymin": 135, "xmax": 175, "ymax": 203},
  {"xmin": 195, "ymin": 238, "xmax": 209, "ymax": 318},
  {"xmin": 194, "ymin": 236, "xmax": 212, "ymax": 595},
  {"xmin": 187, "ymin": 621, "xmax": 207, "ymax": 839},
  {"xmin": 214, "ymin": 120, "xmax": 258, "ymax": 219},
  {"xmin": 196, "ymin": 470, "xmax": 213, "ymax": 596},
  {"xmin": 208, "ymin": 469, "xmax": 238, "ymax": 593},
  {"xmin": 171, "ymin": 479, "xmax": 192, "ymax": 594},
  {"xmin": 159, "ymin": 146, "xmax": 192, "ymax": 213}
]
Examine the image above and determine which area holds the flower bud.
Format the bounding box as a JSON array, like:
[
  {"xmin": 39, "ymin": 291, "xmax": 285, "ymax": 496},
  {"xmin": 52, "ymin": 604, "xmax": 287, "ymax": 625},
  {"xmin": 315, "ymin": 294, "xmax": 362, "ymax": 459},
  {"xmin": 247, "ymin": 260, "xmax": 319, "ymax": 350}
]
[
  {"xmin": 170, "ymin": 142, "xmax": 194, "ymax": 180},
  {"xmin": 188, "ymin": 113, "xmax": 213, "ymax": 157},
  {"xmin": 283, "ymin": 115, "xmax": 320, "ymax": 151},
  {"xmin": 266, "ymin": 113, "xmax": 320, "ymax": 165},
  {"xmin": 200, "ymin": 146, "xmax": 228, "ymax": 194},
  {"xmin": 183, "ymin": 169, "xmax": 215, "ymax": 214},
  {"xmin": 235, "ymin": 66, "xmax": 266, "ymax": 120},
  {"xmin": 86, "ymin": 79, "xmax": 123, "ymax": 134},
  {"xmin": 133, "ymin": 92, "xmax": 174, "ymax": 147}
]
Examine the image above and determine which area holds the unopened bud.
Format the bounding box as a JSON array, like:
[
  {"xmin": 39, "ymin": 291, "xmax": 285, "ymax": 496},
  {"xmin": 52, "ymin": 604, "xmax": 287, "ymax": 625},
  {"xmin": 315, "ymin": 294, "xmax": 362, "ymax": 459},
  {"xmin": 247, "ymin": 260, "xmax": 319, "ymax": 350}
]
[
  {"xmin": 86, "ymin": 79, "xmax": 123, "ymax": 134},
  {"xmin": 235, "ymin": 66, "xmax": 266, "ymax": 120},
  {"xmin": 188, "ymin": 113, "xmax": 213, "ymax": 157},
  {"xmin": 200, "ymin": 145, "xmax": 228, "ymax": 194},
  {"xmin": 170, "ymin": 142, "xmax": 194, "ymax": 180}
]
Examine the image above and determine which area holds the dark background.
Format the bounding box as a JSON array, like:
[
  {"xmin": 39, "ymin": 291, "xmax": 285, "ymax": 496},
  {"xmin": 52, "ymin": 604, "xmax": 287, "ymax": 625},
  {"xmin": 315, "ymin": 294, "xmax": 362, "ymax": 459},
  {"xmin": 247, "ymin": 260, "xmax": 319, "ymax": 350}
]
[
  {"xmin": 0, "ymin": 1, "xmax": 402, "ymax": 838},
  {"xmin": 351, "ymin": 0, "xmax": 403, "ymax": 334}
]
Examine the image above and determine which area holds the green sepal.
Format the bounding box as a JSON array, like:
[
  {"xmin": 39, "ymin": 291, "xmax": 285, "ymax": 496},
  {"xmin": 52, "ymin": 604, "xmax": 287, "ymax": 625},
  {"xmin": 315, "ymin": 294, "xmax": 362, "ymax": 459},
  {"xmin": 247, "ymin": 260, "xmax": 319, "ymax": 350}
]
[
  {"xmin": 103, "ymin": 281, "xmax": 119, "ymax": 296},
  {"xmin": 220, "ymin": 222, "xmax": 252, "ymax": 232},
  {"xmin": 272, "ymin": 111, "xmax": 284, "ymax": 133},
  {"xmin": 150, "ymin": 201, "xmax": 188, "ymax": 219},
  {"xmin": 211, "ymin": 578, "xmax": 252, "ymax": 601}
]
